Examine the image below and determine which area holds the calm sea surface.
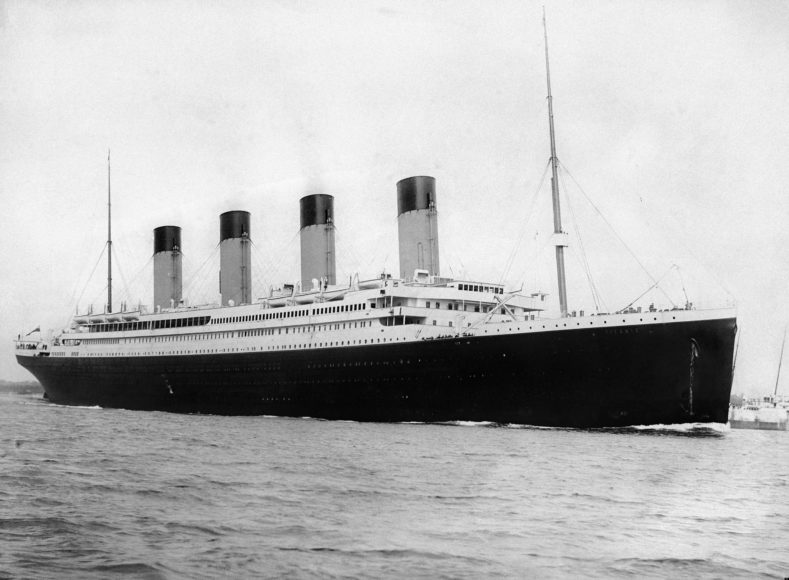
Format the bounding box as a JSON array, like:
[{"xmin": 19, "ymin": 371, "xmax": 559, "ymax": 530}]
[{"xmin": 1, "ymin": 391, "xmax": 787, "ymax": 579}]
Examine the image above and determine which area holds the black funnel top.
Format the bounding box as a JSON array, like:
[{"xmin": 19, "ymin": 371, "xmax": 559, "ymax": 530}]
[
  {"xmin": 300, "ymin": 194, "xmax": 334, "ymax": 229},
  {"xmin": 153, "ymin": 225, "xmax": 181, "ymax": 254},
  {"xmin": 397, "ymin": 176, "xmax": 436, "ymax": 216},
  {"xmin": 219, "ymin": 211, "xmax": 251, "ymax": 242}
]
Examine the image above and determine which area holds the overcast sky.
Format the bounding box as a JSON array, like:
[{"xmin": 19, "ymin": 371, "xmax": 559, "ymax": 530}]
[{"xmin": 2, "ymin": 0, "xmax": 788, "ymax": 396}]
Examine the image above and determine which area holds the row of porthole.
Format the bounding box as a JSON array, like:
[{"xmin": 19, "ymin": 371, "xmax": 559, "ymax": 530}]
[
  {"xmin": 477, "ymin": 314, "xmax": 676, "ymax": 334},
  {"xmin": 307, "ymin": 359, "xmax": 412, "ymax": 370},
  {"xmin": 273, "ymin": 336, "xmax": 408, "ymax": 350},
  {"xmin": 77, "ymin": 335, "xmax": 411, "ymax": 357},
  {"xmin": 78, "ymin": 324, "xmax": 382, "ymax": 353},
  {"xmin": 81, "ymin": 319, "xmax": 374, "ymax": 345},
  {"xmin": 271, "ymin": 376, "xmax": 421, "ymax": 386},
  {"xmin": 214, "ymin": 302, "xmax": 367, "ymax": 326},
  {"xmin": 66, "ymin": 314, "xmax": 682, "ymax": 356}
]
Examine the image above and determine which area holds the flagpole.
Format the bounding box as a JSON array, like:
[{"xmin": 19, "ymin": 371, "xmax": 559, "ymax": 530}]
[{"xmin": 107, "ymin": 149, "xmax": 112, "ymax": 313}]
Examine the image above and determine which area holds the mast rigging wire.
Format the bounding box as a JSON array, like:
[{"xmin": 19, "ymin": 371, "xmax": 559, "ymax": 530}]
[
  {"xmin": 112, "ymin": 249, "xmax": 153, "ymax": 310},
  {"xmin": 334, "ymin": 225, "xmax": 373, "ymax": 280},
  {"xmin": 182, "ymin": 243, "xmax": 220, "ymax": 304},
  {"xmin": 617, "ymin": 264, "xmax": 678, "ymax": 313},
  {"xmin": 250, "ymin": 229, "xmax": 301, "ymax": 289},
  {"xmin": 560, "ymin": 170, "xmax": 604, "ymax": 312},
  {"xmin": 73, "ymin": 244, "xmax": 107, "ymax": 313},
  {"xmin": 559, "ymin": 161, "xmax": 676, "ymax": 308},
  {"xmin": 111, "ymin": 243, "xmax": 131, "ymax": 308},
  {"xmin": 634, "ymin": 193, "xmax": 737, "ymax": 304},
  {"xmin": 499, "ymin": 159, "xmax": 552, "ymax": 285}
]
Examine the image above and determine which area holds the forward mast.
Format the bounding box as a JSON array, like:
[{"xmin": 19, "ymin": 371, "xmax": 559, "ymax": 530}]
[{"xmin": 543, "ymin": 10, "xmax": 569, "ymax": 317}]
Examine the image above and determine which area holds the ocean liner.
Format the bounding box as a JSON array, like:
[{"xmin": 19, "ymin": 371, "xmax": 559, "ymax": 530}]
[{"xmin": 15, "ymin": 18, "xmax": 737, "ymax": 427}]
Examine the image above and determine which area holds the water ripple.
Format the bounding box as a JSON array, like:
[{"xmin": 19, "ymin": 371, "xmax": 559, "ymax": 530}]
[{"xmin": 0, "ymin": 392, "xmax": 786, "ymax": 579}]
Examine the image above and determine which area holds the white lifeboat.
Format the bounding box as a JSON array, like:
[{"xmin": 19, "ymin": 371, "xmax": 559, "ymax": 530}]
[{"xmin": 294, "ymin": 291, "xmax": 319, "ymax": 305}]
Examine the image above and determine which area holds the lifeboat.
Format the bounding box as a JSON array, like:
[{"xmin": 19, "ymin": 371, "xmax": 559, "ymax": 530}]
[
  {"xmin": 357, "ymin": 278, "xmax": 382, "ymax": 290},
  {"xmin": 293, "ymin": 291, "xmax": 319, "ymax": 305}
]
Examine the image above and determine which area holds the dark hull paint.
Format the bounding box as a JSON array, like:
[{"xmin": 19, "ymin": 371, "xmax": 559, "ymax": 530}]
[{"xmin": 18, "ymin": 317, "xmax": 737, "ymax": 427}]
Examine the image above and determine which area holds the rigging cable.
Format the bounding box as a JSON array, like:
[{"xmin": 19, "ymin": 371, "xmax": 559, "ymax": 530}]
[
  {"xmin": 249, "ymin": 238, "xmax": 274, "ymax": 296},
  {"xmin": 249, "ymin": 228, "xmax": 301, "ymax": 289},
  {"xmin": 499, "ymin": 159, "xmax": 552, "ymax": 285},
  {"xmin": 335, "ymin": 218, "xmax": 395, "ymax": 278},
  {"xmin": 559, "ymin": 170, "xmax": 604, "ymax": 312},
  {"xmin": 182, "ymin": 243, "xmax": 220, "ymax": 304},
  {"xmin": 677, "ymin": 265, "xmax": 690, "ymax": 308},
  {"xmin": 617, "ymin": 264, "xmax": 678, "ymax": 313},
  {"xmin": 636, "ymin": 194, "xmax": 736, "ymax": 305},
  {"xmin": 513, "ymin": 229, "xmax": 553, "ymax": 295},
  {"xmin": 63, "ymin": 244, "xmax": 108, "ymax": 330},
  {"xmin": 110, "ymin": 243, "xmax": 132, "ymax": 309},
  {"xmin": 559, "ymin": 161, "xmax": 676, "ymax": 308},
  {"xmin": 113, "ymin": 249, "xmax": 153, "ymax": 310},
  {"xmin": 333, "ymin": 225, "xmax": 367, "ymax": 280},
  {"xmin": 72, "ymin": 244, "xmax": 107, "ymax": 314}
]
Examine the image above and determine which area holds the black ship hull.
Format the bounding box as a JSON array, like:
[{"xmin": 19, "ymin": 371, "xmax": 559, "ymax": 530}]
[{"xmin": 18, "ymin": 317, "xmax": 736, "ymax": 428}]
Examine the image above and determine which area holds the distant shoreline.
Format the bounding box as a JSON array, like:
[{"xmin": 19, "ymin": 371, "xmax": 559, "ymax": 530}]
[{"xmin": 0, "ymin": 380, "xmax": 42, "ymax": 394}]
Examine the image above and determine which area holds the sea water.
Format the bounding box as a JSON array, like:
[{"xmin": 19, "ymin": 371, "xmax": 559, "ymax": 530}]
[{"xmin": 1, "ymin": 391, "xmax": 787, "ymax": 579}]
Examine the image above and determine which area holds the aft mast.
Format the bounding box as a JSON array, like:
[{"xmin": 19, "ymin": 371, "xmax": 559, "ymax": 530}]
[
  {"xmin": 107, "ymin": 149, "xmax": 113, "ymax": 313},
  {"xmin": 543, "ymin": 9, "xmax": 569, "ymax": 317},
  {"xmin": 774, "ymin": 327, "xmax": 787, "ymax": 403}
]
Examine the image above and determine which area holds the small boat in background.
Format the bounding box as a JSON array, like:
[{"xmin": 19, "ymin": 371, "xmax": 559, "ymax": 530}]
[
  {"xmin": 730, "ymin": 329, "xmax": 789, "ymax": 431},
  {"xmin": 729, "ymin": 399, "xmax": 788, "ymax": 430}
]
